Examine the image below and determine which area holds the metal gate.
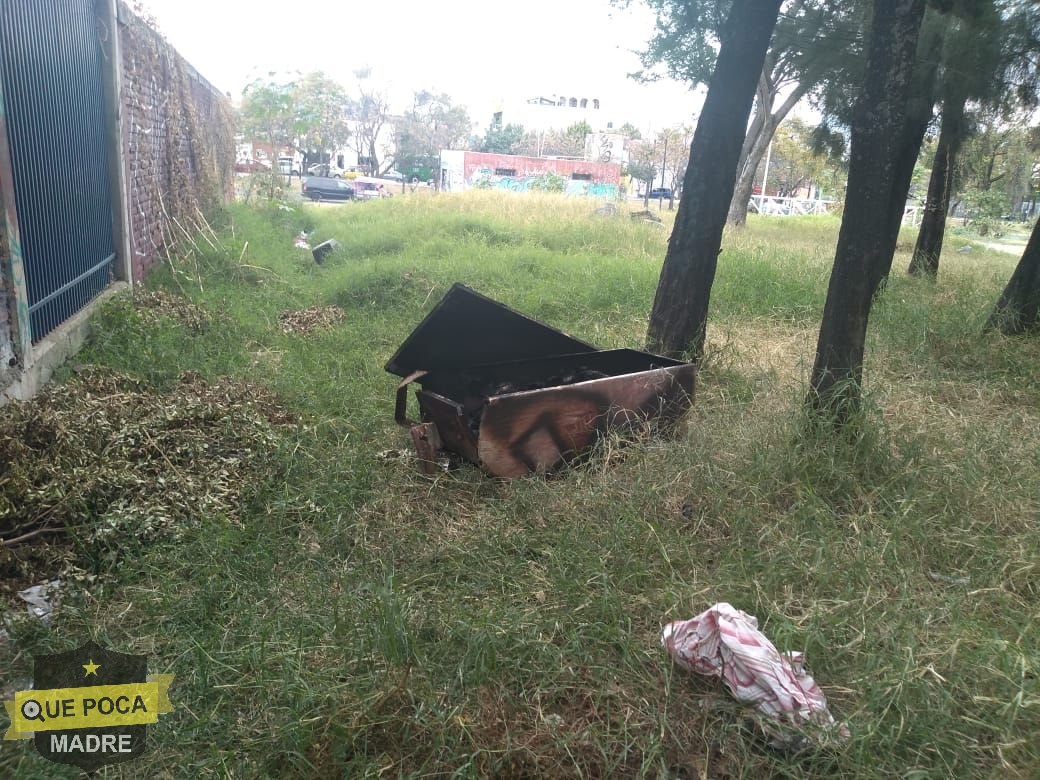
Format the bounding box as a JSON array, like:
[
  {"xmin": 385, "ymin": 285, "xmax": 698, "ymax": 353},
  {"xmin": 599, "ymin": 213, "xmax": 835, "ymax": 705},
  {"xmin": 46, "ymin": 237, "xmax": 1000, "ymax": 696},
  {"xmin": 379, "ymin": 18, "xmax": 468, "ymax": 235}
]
[{"xmin": 0, "ymin": 0, "xmax": 115, "ymax": 341}]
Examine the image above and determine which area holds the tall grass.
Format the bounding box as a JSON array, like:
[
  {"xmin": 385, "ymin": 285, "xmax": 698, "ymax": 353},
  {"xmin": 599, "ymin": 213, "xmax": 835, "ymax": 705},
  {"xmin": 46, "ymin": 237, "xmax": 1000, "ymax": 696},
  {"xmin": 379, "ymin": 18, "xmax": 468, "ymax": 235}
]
[{"xmin": 2, "ymin": 191, "xmax": 1037, "ymax": 778}]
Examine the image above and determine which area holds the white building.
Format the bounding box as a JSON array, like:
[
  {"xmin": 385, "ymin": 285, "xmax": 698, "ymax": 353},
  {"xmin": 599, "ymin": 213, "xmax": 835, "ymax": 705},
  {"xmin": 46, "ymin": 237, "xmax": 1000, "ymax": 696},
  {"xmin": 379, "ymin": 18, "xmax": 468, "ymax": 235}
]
[
  {"xmin": 491, "ymin": 94, "xmax": 620, "ymax": 133},
  {"xmin": 584, "ymin": 132, "xmax": 630, "ymax": 166}
]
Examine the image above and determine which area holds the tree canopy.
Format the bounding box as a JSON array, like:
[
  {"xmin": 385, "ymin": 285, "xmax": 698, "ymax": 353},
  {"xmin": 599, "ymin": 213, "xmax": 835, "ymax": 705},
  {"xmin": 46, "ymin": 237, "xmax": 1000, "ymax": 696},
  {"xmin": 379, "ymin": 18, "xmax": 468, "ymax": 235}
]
[
  {"xmin": 238, "ymin": 72, "xmax": 350, "ymax": 157},
  {"xmin": 345, "ymin": 68, "xmax": 394, "ymax": 175},
  {"xmin": 624, "ymin": 0, "xmax": 866, "ymax": 224},
  {"xmin": 394, "ymin": 91, "xmax": 472, "ymax": 175},
  {"xmin": 478, "ymin": 123, "xmax": 527, "ymax": 155}
]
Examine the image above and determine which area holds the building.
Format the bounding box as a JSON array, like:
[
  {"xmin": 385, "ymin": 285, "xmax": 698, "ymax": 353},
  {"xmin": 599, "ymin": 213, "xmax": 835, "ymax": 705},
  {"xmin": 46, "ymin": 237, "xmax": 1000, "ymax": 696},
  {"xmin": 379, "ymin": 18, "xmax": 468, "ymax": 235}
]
[
  {"xmin": 440, "ymin": 151, "xmax": 621, "ymax": 198},
  {"xmin": 584, "ymin": 132, "xmax": 630, "ymax": 166},
  {"xmin": 491, "ymin": 94, "xmax": 619, "ymax": 133},
  {"xmin": 235, "ymin": 138, "xmax": 302, "ymax": 169}
]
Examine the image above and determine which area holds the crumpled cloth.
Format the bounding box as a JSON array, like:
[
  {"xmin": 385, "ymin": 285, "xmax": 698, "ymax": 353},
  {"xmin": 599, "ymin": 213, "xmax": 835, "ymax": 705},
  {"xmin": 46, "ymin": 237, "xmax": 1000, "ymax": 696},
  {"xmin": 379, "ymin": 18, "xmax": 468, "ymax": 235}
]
[{"xmin": 661, "ymin": 602, "xmax": 845, "ymax": 737}]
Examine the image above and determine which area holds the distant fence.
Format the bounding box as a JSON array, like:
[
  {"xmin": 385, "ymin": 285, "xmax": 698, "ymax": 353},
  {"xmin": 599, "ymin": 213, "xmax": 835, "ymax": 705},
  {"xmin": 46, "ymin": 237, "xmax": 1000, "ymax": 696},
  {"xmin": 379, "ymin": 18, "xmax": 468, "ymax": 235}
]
[
  {"xmin": 748, "ymin": 195, "xmax": 836, "ymax": 216},
  {"xmin": 902, "ymin": 205, "xmax": 922, "ymax": 227},
  {"xmin": 747, "ymin": 195, "xmax": 925, "ymax": 225}
]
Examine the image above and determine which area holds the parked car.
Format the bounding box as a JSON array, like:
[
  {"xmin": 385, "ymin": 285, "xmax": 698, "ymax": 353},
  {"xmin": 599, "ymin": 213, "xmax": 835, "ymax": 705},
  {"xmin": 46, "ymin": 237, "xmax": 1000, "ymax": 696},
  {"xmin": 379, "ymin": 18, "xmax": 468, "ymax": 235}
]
[
  {"xmin": 648, "ymin": 187, "xmax": 673, "ymax": 199},
  {"xmin": 277, "ymin": 156, "xmax": 302, "ymax": 177},
  {"xmin": 234, "ymin": 159, "xmax": 270, "ymax": 174},
  {"xmin": 351, "ymin": 178, "xmax": 392, "ymax": 200},
  {"xmin": 302, "ymin": 177, "xmax": 356, "ymax": 201},
  {"xmin": 382, "ymin": 169, "xmax": 405, "ymax": 181}
]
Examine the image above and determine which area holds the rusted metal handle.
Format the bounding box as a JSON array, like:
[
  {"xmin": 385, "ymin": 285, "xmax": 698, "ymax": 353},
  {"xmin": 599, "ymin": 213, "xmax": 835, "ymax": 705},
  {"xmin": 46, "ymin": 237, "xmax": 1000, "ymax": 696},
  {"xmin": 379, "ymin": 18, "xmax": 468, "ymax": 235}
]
[{"xmin": 394, "ymin": 370, "xmax": 428, "ymax": 427}]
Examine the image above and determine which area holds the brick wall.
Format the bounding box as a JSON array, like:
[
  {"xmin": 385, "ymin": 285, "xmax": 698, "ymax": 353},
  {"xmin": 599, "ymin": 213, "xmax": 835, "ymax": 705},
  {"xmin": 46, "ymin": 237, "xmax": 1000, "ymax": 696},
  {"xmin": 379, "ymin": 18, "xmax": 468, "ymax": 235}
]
[{"xmin": 117, "ymin": 2, "xmax": 234, "ymax": 282}]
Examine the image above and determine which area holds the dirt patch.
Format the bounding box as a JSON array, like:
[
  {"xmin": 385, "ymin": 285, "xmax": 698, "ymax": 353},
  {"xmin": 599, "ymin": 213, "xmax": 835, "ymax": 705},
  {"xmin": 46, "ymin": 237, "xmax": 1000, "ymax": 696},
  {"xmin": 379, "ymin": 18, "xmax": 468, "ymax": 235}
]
[
  {"xmin": 0, "ymin": 367, "xmax": 295, "ymax": 595},
  {"xmin": 278, "ymin": 305, "xmax": 347, "ymax": 336}
]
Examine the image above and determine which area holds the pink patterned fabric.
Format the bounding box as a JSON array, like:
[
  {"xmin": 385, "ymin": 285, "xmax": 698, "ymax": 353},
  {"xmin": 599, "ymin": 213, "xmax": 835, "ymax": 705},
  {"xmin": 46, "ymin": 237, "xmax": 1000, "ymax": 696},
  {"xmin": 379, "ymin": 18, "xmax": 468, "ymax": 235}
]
[{"xmin": 661, "ymin": 602, "xmax": 844, "ymax": 735}]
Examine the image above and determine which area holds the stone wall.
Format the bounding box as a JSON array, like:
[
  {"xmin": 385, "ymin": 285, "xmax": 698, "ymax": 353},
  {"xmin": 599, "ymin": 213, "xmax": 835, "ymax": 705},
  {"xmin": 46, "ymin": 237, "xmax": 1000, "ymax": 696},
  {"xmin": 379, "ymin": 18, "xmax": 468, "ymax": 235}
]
[{"xmin": 117, "ymin": 2, "xmax": 234, "ymax": 282}]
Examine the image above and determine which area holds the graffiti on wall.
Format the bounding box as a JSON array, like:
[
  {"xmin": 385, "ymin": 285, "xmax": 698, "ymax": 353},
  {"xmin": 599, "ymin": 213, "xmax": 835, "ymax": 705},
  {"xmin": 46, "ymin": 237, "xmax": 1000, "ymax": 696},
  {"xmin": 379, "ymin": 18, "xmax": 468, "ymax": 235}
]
[{"xmin": 468, "ymin": 168, "xmax": 618, "ymax": 199}]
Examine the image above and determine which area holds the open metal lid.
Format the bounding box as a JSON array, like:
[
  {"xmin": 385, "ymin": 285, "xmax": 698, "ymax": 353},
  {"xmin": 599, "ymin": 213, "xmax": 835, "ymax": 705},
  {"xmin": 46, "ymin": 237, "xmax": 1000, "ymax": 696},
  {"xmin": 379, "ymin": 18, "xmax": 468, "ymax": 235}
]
[{"xmin": 385, "ymin": 283, "xmax": 597, "ymax": 377}]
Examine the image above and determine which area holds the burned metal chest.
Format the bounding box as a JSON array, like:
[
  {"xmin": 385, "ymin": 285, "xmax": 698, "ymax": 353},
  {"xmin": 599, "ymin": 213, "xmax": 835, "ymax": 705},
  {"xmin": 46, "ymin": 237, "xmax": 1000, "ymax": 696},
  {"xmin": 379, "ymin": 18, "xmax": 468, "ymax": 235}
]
[{"xmin": 385, "ymin": 283, "xmax": 696, "ymax": 478}]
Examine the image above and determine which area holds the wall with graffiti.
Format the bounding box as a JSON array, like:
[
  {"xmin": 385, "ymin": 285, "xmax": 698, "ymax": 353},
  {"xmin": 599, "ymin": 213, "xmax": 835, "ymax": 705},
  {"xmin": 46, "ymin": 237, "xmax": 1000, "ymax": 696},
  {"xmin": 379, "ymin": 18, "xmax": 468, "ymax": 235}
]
[{"xmin": 440, "ymin": 151, "xmax": 621, "ymax": 199}]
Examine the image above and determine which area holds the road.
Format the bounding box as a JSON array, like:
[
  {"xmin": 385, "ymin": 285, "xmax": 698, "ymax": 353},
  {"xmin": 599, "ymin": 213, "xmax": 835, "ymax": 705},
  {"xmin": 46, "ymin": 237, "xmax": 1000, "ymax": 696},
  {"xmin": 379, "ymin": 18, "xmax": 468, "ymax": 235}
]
[{"xmin": 979, "ymin": 240, "xmax": 1027, "ymax": 255}]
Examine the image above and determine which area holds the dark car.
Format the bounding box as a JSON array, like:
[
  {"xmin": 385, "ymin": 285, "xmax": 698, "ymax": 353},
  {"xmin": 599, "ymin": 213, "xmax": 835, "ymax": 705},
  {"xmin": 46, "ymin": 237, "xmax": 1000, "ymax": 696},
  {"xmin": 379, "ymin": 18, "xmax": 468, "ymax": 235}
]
[
  {"xmin": 302, "ymin": 177, "xmax": 355, "ymax": 201},
  {"xmin": 648, "ymin": 187, "xmax": 673, "ymax": 199}
]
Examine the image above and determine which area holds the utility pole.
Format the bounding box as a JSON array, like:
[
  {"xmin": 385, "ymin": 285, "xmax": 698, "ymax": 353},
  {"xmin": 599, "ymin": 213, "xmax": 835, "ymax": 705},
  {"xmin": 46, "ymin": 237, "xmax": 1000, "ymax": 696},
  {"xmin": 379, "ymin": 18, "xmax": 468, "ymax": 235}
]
[
  {"xmin": 645, "ymin": 140, "xmax": 655, "ymax": 208},
  {"xmin": 661, "ymin": 135, "xmax": 669, "ymax": 212}
]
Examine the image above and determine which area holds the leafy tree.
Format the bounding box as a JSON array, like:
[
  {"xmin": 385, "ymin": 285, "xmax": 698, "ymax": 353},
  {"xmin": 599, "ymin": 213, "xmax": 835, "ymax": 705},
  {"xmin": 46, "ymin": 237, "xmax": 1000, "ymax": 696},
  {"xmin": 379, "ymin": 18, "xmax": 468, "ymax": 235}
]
[
  {"xmin": 479, "ymin": 123, "xmax": 527, "ymax": 154},
  {"xmin": 809, "ymin": 0, "xmax": 928, "ymax": 420},
  {"xmin": 238, "ymin": 72, "xmax": 351, "ymax": 195},
  {"xmin": 655, "ymin": 125, "xmax": 695, "ymax": 196},
  {"xmin": 624, "ymin": 141, "xmax": 658, "ymax": 197},
  {"xmin": 512, "ymin": 131, "xmax": 544, "ymax": 158},
  {"xmin": 623, "ymin": 0, "xmax": 865, "ymax": 226},
  {"xmin": 237, "ymin": 79, "xmax": 295, "ymax": 199},
  {"xmin": 646, "ymin": 0, "xmax": 783, "ymax": 359},
  {"xmin": 617, "ymin": 122, "xmax": 643, "ymax": 139},
  {"xmin": 395, "ymin": 90, "xmax": 472, "ymax": 175},
  {"xmin": 239, "ymin": 72, "xmax": 351, "ymax": 160},
  {"xmin": 959, "ymin": 120, "xmax": 1038, "ymax": 197},
  {"xmin": 908, "ymin": 0, "xmax": 1006, "ymax": 276},
  {"xmin": 541, "ymin": 121, "xmax": 592, "ymax": 158},
  {"xmin": 808, "ymin": 4, "xmax": 947, "ymax": 278},
  {"xmin": 292, "ymin": 72, "xmax": 351, "ymax": 161},
  {"xmin": 905, "ymin": 0, "xmax": 1040, "ymax": 275},
  {"xmin": 345, "ymin": 68, "xmax": 393, "ymax": 175},
  {"xmin": 238, "ymin": 79, "xmax": 296, "ymax": 154},
  {"xmin": 760, "ymin": 117, "xmax": 845, "ymax": 197},
  {"xmin": 952, "ymin": 114, "xmax": 1040, "ymax": 229}
]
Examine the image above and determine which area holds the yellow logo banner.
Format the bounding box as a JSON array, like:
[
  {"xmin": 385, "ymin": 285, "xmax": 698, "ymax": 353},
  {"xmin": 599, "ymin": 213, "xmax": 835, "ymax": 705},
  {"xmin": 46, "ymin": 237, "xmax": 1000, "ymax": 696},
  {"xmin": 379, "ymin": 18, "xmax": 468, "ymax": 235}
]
[{"xmin": 4, "ymin": 675, "xmax": 174, "ymax": 739}]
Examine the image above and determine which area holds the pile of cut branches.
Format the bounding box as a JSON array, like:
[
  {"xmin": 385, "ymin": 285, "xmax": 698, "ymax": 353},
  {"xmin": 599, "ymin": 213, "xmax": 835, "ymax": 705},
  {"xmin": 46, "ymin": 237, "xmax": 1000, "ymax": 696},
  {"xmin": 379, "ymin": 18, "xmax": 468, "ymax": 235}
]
[
  {"xmin": 278, "ymin": 305, "xmax": 346, "ymax": 336},
  {"xmin": 133, "ymin": 290, "xmax": 217, "ymax": 333},
  {"xmin": 0, "ymin": 367, "xmax": 295, "ymax": 584}
]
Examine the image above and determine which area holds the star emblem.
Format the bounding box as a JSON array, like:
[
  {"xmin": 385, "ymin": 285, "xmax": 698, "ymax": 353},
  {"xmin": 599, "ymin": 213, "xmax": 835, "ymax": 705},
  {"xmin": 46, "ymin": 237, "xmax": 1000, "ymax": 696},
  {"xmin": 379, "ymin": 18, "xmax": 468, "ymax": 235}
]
[{"xmin": 83, "ymin": 659, "xmax": 100, "ymax": 677}]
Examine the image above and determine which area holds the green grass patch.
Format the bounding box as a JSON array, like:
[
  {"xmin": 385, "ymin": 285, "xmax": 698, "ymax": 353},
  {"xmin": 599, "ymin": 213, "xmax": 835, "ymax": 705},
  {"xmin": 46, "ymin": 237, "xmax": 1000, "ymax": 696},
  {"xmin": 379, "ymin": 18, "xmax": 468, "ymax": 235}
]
[{"xmin": 2, "ymin": 192, "xmax": 1037, "ymax": 778}]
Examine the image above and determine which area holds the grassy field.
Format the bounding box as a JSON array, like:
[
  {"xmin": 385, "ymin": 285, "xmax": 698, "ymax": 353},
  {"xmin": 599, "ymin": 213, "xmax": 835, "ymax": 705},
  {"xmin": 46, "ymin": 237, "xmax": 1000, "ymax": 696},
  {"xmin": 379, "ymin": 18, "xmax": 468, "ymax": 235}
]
[{"xmin": 2, "ymin": 191, "xmax": 1038, "ymax": 778}]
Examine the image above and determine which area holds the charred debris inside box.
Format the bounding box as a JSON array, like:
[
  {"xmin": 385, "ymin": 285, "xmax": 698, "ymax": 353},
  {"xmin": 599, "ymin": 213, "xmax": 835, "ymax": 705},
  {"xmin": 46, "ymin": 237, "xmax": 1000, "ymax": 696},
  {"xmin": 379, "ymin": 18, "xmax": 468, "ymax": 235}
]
[{"xmin": 385, "ymin": 283, "xmax": 696, "ymax": 478}]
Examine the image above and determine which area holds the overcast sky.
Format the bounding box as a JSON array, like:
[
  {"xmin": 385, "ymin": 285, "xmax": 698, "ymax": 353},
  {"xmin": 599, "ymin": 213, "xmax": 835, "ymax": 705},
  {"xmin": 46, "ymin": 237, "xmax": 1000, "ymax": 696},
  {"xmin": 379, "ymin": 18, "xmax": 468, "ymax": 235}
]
[{"xmin": 138, "ymin": 0, "xmax": 704, "ymax": 134}]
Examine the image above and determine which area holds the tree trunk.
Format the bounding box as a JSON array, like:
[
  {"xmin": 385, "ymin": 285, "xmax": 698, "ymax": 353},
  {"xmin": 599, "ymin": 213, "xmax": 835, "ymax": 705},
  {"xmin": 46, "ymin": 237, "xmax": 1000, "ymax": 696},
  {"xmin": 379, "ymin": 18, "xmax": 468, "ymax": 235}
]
[
  {"xmin": 735, "ymin": 76, "xmax": 769, "ymax": 178},
  {"xmin": 878, "ymin": 19, "xmax": 944, "ymax": 279},
  {"xmin": 726, "ymin": 73, "xmax": 770, "ymax": 226},
  {"xmin": 986, "ymin": 216, "xmax": 1040, "ymax": 333},
  {"xmin": 908, "ymin": 94, "xmax": 966, "ymax": 276},
  {"xmin": 728, "ymin": 119, "xmax": 774, "ymax": 226},
  {"xmin": 727, "ymin": 82, "xmax": 812, "ymax": 227},
  {"xmin": 809, "ymin": 0, "xmax": 927, "ymax": 420},
  {"xmin": 646, "ymin": 0, "xmax": 783, "ymax": 359},
  {"xmin": 882, "ymin": 117, "xmax": 931, "ymax": 268}
]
